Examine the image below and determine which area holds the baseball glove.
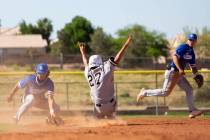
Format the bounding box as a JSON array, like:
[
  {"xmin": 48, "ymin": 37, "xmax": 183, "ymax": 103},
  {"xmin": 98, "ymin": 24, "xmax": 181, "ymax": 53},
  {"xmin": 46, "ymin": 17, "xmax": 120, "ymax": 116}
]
[
  {"xmin": 193, "ymin": 74, "xmax": 204, "ymax": 88},
  {"xmin": 46, "ymin": 116, "xmax": 64, "ymax": 126}
]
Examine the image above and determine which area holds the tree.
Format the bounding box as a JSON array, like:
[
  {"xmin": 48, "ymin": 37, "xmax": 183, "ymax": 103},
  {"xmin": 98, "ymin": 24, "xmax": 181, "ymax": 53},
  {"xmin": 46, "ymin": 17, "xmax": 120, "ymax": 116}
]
[
  {"xmin": 50, "ymin": 40, "xmax": 62, "ymax": 56},
  {"xmin": 89, "ymin": 27, "xmax": 114, "ymax": 56},
  {"xmin": 57, "ymin": 16, "xmax": 94, "ymax": 54},
  {"xmin": 19, "ymin": 18, "xmax": 53, "ymax": 52},
  {"xmin": 114, "ymin": 25, "xmax": 168, "ymax": 67},
  {"xmin": 19, "ymin": 21, "xmax": 39, "ymax": 34},
  {"xmin": 116, "ymin": 25, "xmax": 168, "ymax": 57},
  {"xmin": 36, "ymin": 18, "xmax": 53, "ymax": 46},
  {"xmin": 194, "ymin": 27, "xmax": 210, "ymax": 58},
  {"xmin": 182, "ymin": 26, "xmax": 210, "ymax": 58}
]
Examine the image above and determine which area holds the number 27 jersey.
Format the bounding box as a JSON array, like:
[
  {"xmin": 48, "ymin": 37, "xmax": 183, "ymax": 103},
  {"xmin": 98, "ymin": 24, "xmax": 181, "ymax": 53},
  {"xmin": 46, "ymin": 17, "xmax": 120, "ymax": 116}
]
[{"xmin": 84, "ymin": 58, "xmax": 117, "ymax": 103}]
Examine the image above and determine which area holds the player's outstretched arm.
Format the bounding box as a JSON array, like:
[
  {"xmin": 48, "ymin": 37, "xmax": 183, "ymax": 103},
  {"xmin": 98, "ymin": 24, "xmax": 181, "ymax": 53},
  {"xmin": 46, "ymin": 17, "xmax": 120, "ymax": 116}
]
[
  {"xmin": 78, "ymin": 42, "xmax": 88, "ymax": 67},
  {"xmin": 7, "ymin": 83, "xmax": 19, "ymax": 102},
  {"xmin": 48, "ymin": 94, "xmax": 56, "ymax": 117},
  {"xmin": 47, "ymin": 94, "xmax": 64, "ymax": 126},
  {"xmin": 114, "ymin": 35, "xmax": 132, "ymax": 64}
]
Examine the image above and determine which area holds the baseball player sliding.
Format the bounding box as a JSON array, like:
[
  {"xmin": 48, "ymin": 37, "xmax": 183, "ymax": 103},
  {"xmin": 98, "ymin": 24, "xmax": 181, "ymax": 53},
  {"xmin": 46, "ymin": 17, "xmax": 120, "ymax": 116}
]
[
  {"xmin": 7, "ymin": 63, "xmax": 63, "ymax": 125},
  {"xmin": 79, "ymin": 35, "xmax": 132, "ymax": 119},
  {"xmin": 137, "ymin": 33, "xmax": 204, "ymax": 118}
]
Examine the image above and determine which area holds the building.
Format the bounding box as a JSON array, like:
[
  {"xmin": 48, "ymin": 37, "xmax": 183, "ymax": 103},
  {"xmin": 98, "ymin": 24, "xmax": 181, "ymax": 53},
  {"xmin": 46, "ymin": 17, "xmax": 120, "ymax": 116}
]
[
  {"xmin": 0, "ymin": 26, "xmax": 47, "ymax": 56},
  {"xmin": 0, "ymin": 26, "xmax": 47, "ymax": 64}
]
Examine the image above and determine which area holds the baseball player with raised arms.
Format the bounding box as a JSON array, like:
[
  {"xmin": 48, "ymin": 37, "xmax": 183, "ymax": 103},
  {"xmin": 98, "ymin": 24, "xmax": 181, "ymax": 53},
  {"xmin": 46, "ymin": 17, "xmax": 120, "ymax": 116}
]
[
  {"xmin": 79, "ymin": 35, "xmax": 132, "ymax": 119},
  {"xmin": 7, "ymin": 63, "xmax": 63, "ymax": 125},
  {"xmin": 137, "ymin": 33, "xmax": 204, "ymax": 118}
]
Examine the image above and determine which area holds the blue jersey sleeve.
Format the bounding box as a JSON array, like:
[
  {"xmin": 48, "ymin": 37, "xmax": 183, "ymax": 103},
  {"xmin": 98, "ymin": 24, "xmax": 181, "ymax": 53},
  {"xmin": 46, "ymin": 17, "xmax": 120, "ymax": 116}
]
[{"xmin": 18, "ymin": 76, "xmax": 31, "ymax": 88}]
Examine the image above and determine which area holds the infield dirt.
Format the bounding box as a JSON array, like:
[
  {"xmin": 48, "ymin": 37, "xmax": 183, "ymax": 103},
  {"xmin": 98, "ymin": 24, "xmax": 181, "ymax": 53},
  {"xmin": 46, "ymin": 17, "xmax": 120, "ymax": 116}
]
[{"xmin": 0, "ymin": 115, "xmax": 210, "ymax": 140}]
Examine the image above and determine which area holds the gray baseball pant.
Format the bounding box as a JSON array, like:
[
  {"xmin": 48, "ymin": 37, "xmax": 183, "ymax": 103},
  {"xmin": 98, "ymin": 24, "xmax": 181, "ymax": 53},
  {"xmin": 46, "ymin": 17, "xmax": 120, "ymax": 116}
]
[
  {"xmin": 143, "ymin": 69, "xmax": 196, "ymax": 111},
  {"xmin": 94, "ymin": 98, "xmax": 116, "ymax": 119},
  {"xmin": 15, "ymin": 94, "xmax": 60, "ymax": 121}
]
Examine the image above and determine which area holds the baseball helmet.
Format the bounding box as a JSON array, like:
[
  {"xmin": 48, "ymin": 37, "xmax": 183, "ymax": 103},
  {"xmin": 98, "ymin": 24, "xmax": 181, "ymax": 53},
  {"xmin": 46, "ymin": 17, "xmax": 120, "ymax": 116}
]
[
  {"xmin": 35, "ymin": 63, "xmax": 49, "ymax": 74},
  {"xmin": 188, "ymin": 33, "xmax": 197, "ymax": 41},
  {"xmin": 89, "ymin": 55, "xmax": 103, "ymax": 68}
]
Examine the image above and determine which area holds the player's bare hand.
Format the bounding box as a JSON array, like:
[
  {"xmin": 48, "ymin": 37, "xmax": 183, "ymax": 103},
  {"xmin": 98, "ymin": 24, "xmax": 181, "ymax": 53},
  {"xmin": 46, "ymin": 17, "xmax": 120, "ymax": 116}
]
[
  {"xmin": 50, "ymin": 109, "xmax": 56, "ymax": 118},
  {"xmin": 7, "ymin": 95, "xmax": 13, "ymax": 103},
  {"xmin": 78, "ymin": 42, "xmax": 86, "ymax": 53},
  {"xmin": 125, "ymin": 34, "xmax": 132, "ymax": 45},
  {"xmin": 78, "ymin": 42, "xmax": 85, "ymax": 47}
]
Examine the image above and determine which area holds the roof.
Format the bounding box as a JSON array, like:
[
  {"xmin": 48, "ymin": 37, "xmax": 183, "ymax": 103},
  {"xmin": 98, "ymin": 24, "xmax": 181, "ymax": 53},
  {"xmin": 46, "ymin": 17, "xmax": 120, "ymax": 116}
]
[
  {"xmin": 0, "ymin": 35, "xmax": 47, "ymax": 48},
  {"xmin": 0, "ymin": 26, "xmax": 21, "ymax": 35}
]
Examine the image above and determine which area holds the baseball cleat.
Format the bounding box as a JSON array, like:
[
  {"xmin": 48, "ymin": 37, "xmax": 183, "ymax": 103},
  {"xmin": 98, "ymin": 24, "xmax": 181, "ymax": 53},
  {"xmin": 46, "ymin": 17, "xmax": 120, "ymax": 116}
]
[
  {"xmin": 189, "ymin": 110, "xmax": 203, "ymax": 118},
  {"xmin": 136, "ymin": 88, "xmax": 145, "ymax": 102}
]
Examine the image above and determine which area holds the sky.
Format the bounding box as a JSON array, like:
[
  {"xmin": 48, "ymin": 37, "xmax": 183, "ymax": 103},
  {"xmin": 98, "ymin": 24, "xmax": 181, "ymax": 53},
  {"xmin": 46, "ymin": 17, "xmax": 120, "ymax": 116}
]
[{"xmin": 0, "ymin": 0, "xmax": 209, "ymax": 39}]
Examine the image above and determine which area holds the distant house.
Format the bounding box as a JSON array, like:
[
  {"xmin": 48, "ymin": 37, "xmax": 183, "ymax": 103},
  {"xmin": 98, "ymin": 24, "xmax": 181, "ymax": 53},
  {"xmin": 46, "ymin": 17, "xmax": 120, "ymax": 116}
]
[
  {"xmin": 0, "ymin": 26, "xmax": 21, "ymax": 35},
  {"xmin": 0, "ymin": 35, "xmax": 47, "ymax": 56},
  {"xmin": 0, "ymin": 26, "xmax": 47, "ymax": 56}
]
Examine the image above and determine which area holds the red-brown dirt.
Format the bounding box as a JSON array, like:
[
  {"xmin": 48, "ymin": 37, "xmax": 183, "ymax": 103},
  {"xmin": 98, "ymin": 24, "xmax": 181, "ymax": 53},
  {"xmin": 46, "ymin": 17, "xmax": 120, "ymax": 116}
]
[{"xmin": 0, "ymin": 116, "xmax": 210, "ymax": 140}]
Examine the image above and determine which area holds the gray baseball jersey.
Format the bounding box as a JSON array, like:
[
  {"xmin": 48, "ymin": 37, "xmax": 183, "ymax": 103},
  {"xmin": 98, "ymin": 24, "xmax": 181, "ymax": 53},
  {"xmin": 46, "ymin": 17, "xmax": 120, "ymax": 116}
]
[{"xmin": 84, "ymin": 57, "xmax": 117, "ymax": 104}]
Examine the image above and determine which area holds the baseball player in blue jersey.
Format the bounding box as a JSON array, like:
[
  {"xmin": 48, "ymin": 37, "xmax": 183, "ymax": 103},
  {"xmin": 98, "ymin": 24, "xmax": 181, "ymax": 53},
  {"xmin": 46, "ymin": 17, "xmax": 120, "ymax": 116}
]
[
  {"xmin": 7, "ymin": 63, "xmax": 63, "ymax": 125},
  {"xmin": 137, "ymin": 33, "xmax": 203, "ymax": 118},
  {"xmin": 79, "ymin": 35, "xmax": 132, "ymax": 119}
]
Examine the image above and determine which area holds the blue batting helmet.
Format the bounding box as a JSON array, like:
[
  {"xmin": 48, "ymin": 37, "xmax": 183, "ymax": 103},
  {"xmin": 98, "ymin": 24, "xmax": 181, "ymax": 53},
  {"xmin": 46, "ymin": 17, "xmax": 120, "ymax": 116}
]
[
  {"xmin": 35, "ymin": 63, "xmax": 49, "ymax": 74},
  {"xmin": 188, "ymin": 33, "xmax": 197, "ymax": 41}
]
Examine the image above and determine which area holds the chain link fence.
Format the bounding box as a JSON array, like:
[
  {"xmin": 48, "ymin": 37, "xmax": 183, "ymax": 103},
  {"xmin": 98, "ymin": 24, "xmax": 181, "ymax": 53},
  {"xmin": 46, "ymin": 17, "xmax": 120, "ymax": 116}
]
[{"xmin": 0, "ymin": 71, "xmax": 209, "ymax": 115}]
